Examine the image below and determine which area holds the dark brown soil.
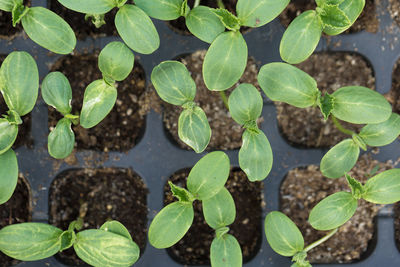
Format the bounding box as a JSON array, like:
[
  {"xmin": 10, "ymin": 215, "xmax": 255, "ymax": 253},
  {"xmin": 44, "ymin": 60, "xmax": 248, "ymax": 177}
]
[
  {"xmin": 49, "ymin": 168, "xmax": 148, "ymax": 266},
  {"xmin": 389, "ymin": 0, "xmax": 400, "ymax": 27},
  {"xmin": 395, "ymin": 202, "xmax": 400, "ymax": 251},
  {"xmin": 0, "ymin": 0, "xmax": 30, "ymax": 39},
  {"xmin": 49, "ymin": 53, "xmax": 146, "ymax": 152},
  {"xmin": 386, "ymin": 59, "xmax": 400, "ymax": 114},
  {"xmin": 163, "ymin": 50, "xmax": 260, "ymax": 150},
  {"xmin": 164, "ymin": 168, "xmax": 263, "ymax": 265},
  {"xmin": 0, "ymin": 176, "xmax": 32, "ymax": 267},
  {"xmin": 279, "ymin": 0, "xmax": 379, "ymax": 33},
  {"xmin": 280, "ymin": 154, "xmax": 393, "ymax": 263},
  {"xmin": 276, "ymin": 52, "xmax": 375, "ymax": 148}
]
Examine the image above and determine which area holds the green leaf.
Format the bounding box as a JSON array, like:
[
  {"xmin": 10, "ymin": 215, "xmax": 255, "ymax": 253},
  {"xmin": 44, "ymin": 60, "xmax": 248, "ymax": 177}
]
[
  {"xmin": 186, "ymin": 6, "xmax": 225, "ymax": 44},
  {"xmin": 0, "ymin": 119, "xmax": 18, "ymax": 155},
  {"xmin": 212, "ymin": 8, "xmax": 241, "ymax": 31},
  {"xmin": 74, "ymin": 229, "xmax": 139, "ymax": 267},
  {"xmin": 100, "ymin": 220, "xmax": 132, "ymax": 241},
  {"xmin": 319, "ymin": 4, "xmax": 351, "ymax": 35},
  {"xmin": 309, "ymin": 191, "xmax": 358, "ymax": 230},
  {"xmin": 337, "ymin": 0, "xmax": 365, "ymax": 30},
  {"xmin": 59, "ymin": 230, "xmax": 76, "ymax": 252},
  {"xmin": 80, "ymin": 79, "xmax": 117, "ymax": 129},
  {"xmin": 48, "ymin": 118, "xmax": 75, "ymax": 159},
  {"xmin": 0, "ymin": 149, "xmax": 18, "ymax": 204},
  {"xmin": 258, "ymin": 62, "xmax": 319, "ymax": 108},
  {"xmin": 0, "ymin": 51, "xmax": 39, "ymax": 116},
  {"xmin": 21, "ymin": 7, "xmax": 76, "ymax": 54},
  {"xmin": 363, "ymin": 169, "xmax": 400, "ymax": 204},
  {"xmin": 12, "ymin": 3, "xmax": 28, "ymax": 27},
  {"xmin": 228, "ymin": 83, "xmax": 262, "ymax": 125},
  {"xmin": 148, "ymin": 202, "xmax": 194, "ymax": 248},
  {"xmin": 280, "ymin": 10, "xmax": 323, "ymax": 64},
  {"xmin": 41, "ymin": 72, "xmax": 72, "ymax": 115},
  {"xmin": 237, "ymin": 0, "xmax": 290, "ymax": 27},
  {"xmin": 187, "ymin": 151, "xmax": 230, "ymax": 200},
  {"xmin": 169, "ymin": 181, "xmax": 195, "ymax": 203},
  {"xmin": 331, "ymin": 86, "xmax": 392, "ymax": 124},
  {"xmin": 359, "ymin": 113, "xmax": 400, "ymax": 147},
  {"xmin": 264, "ymin": 211, "xmax": 304, "ymax": 257},
  {"xmin": 134, "ymin": 0, "xmax": 183, "ymax": 20},
  {"xmin": 320, "ymin": 139, "xmax": 359, "ymax": 179},
  {"xmin": 0, "ymin": 0, "xmax": 13, "ymax": 12},
  {"xmin": 210, "ymin": 234, "xmax": 242, "ymax": 267},
  {"xmin": 316, "ymin": 0, "xmax": 345, "ymax": 6},
  {"xmin": 151, "ymin": 61, "xmax": 196, "ymax": 106},
  {"xmin": 352, "ymin": 134, "xmax": 367, "ymax": 151},
  {"xmin": 115, "ymin": 5, "xmax": 160, "ymax": 54},
  {"xmin": 345, "ymin": 174, "xmax": 364, "ymax": 199},
  {"xmin": 57, "ymin": 0, "xmax": 116, "ymax": 14},
  {"xmin": 203, "ymin": 187, "xmax": 236, "ymax": 229},
  {"xmin": 318, "ymin": 93, "xmax": 334, "ymax": 120},
  {"xmin": 203, "ymin": 31, "xmax": 248, "ymax": 91},
  {"xmin": 239, "ymin": 130, "xmax": 273, "ymax": 182},
  {"xmin": 0, "ymin": 223, "xmax": 62, "ymax": 261}
]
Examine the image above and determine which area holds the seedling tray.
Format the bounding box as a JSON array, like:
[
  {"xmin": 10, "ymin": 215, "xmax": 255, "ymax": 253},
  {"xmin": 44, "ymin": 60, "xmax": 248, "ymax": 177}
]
[{"xmin": 1, "ymin": 0, "xmax": 399, "ymax": 266}]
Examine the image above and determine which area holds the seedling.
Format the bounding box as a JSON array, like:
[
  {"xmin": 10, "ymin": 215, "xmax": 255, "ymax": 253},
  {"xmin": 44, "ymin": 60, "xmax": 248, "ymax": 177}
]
[
  {"xmin": 0, "ymin": 51, "xmax": 39, "ymax": 204},
  {"xmin": 56, "ymin": 0, "xmax": 159, "ymax": 54},
  {"xmin": 42, "ymin": 41, "xmax": 134, "ymax": 159},
  {"xmin": 280, "ymin": 0, "xmax": 365, "ymax": 64}
]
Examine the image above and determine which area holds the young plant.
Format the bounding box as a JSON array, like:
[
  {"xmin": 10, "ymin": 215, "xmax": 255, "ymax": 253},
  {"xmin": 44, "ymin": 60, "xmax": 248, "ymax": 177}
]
[
  {"xmin": 42, "ymin": 41, "xmax": 134, "ymax": 159},
  {"xmin": 257, "ymin": 62, "xmax": 398, "ymax": 179},
  {"xmin": 280, "ymin": 0, "xmax": 365, "ymax": 64},
  {"xmin": 0, "ymin": 51, "xmax": 39, "ymax": 204},
  {"xmin": 151, "ymin": 60, "xmax": 211, "ymax": 153},
  {"xmin": 0, "ymin": 220, "xmax": 140, "ymax": 266},
  {"xmin": 0, "ymin": 0, "xmax": 76, "ymax": 54},
  {"xmin": 228, "ymin": 83, "xmax": 273, "ymax": 181},
  {"xmin": 56, "ymin": 0, "xmax": 159, "ymax": 55},
  {"xmin": 265, "ymin": 211, "xmax": 338, "ymax": 267}
]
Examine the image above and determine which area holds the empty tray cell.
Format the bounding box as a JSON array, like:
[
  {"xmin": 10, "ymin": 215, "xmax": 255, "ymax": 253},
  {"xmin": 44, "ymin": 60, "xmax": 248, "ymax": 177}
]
[{"xmin": 0, "ymin": 0, "xmax": 30, "ymax": 39}]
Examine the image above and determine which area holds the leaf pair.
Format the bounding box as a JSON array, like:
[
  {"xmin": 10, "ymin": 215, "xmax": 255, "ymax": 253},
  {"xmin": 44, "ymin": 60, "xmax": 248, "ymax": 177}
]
[
  {"xmin": 57, "ymin": 0, "xmax": 159, "ymax": 54},
  {"xmin": 228, "ymin": 84, "xmax": 273, "ymax": 181},
  {"xmin": 280, "ymin": 0, "xmax": 365, "ymax": 63}
]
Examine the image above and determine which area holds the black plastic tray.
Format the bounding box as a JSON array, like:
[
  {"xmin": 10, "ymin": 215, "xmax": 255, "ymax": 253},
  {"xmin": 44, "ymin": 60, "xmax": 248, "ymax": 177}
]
[{"xmin": 1, "ymin": 0, "xmax": 399, "ymax": 266}]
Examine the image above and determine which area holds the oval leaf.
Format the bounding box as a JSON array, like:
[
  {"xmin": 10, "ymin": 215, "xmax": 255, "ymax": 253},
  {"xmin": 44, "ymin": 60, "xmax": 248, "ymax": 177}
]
[
  {"xmin": 41, "ymin": 72, "xmax": 72, "ymax": 115},
  {"xmin": 210, "ymin": 234, "xmax": 242, "ymax": 267},
  {"xmin": 22, "ymin": 7, "xmax": 76, "ymax": 54},
  {"xmin": 80, "ymin": 80, "xmax": 117, "ymax": 129},
  {"xmin": 264, "ymin": 211, "xmax": 304, "ymax": 257},
  {"xmin": 100, "ymin": 220, "xmax": 132, "ymax": 241},
  {"xmin": 0, "ymin": 119, "xmax": 18, "ymax": 155},
  {"xmin": 186, "ymin": 6, "xmax": 225, "ymax": 43},
  {"xmin": 363, "ymin": 169, "xmax": 400, "ymax": 204},
  {"xmin": 115, "ymin": 5, "xmax": 160, "ymax": 54},
  {"xmin": 48, "ymin": 118, "xmax": 75, "ymax": 159},
  {"xmin": 309, "ymin": 191, "xmax": 358, "ymax": 230},
  {"xmin": 228, "ymin": 83, "xmax": 263, "ymax": 125},
  {"xmin": 134, "ymin": 0, "xmax": 182, "ymax": 20},
  {"xmin": 203, "ymin": 187, "xmax": 236, "ymax": 229},
  {"xmin": 148, "ymin": 202, "xmax": 194, "ymax": 249},
  {"xmin": 57, "ymin": 0, "xmax": 116, "ymax": 14},
  {"xmin": 0, "ymin": 149, "xmax": 18, "ymax": 204},
  {"xmin": 359, "ymin": 113, "xmax": 400, "ymax": 147},
  {"xmin": 0, "ymin": 51, "xmax": 39, "ymax": 116},
  {"xmin": 320, "ymin": 139, "xmax": 359, "ymax": 179},
  {"xmin": 0, "ymin": 223, "xmax": 62, "ymax": 261},
  {"xmin": 331, "ymin": 86, "xmax": 392, "ymax": 124},
  {"xmin": 203, "ymin": 31, "xmax": 248, "ymax": 91},
  {"xmin": 237, "ymin": 0, "xmax": 290, "ymax": 27},
  {"xmin": 0, "ymin": 0, "xmax": 13, "ymax": 12},
  {"xmin": 280, "ymin": 10, "xmax": 323, "ymax": 64}
]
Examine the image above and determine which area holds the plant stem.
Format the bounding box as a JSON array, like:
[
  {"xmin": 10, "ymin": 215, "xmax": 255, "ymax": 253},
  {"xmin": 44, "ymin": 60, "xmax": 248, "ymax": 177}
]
[
  {"xmin": 304, "ymin": 228, "xmax": 338, "ymax": 252},
  {"xmin": 331, "ymin": 115, "xmax": 354, "ymax": 136},
  {"xmin": 219, "ymin": 91, "xmax": 229, "ymax": 110},
  {"xmin": 217, "ymin": 0, "xmax": 225, "ymax": 9},
  {"xmin": 194, "ymin": 0, "xmax": 200, "ymax": 7}
]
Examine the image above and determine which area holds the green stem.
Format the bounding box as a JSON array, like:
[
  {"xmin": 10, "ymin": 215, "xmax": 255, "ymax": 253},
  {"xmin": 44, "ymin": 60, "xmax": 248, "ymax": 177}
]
[
  {"xmin": 194, "ymin": 0, "xmax": 201, "ymax": 7},
  {"xmin": 331, "ymin": 116, "xmax": 354, "ymax": 136},
  {"xmin": 219, "ymin": 91, "xmax": 229, "ymax": 110},
  {"xmin": 216, "ymin": 0, "xmax": 225, "ymax": 9},
  {"xmin": 304, "ymin": 228, "xmax": 338, "ymax": 252}
]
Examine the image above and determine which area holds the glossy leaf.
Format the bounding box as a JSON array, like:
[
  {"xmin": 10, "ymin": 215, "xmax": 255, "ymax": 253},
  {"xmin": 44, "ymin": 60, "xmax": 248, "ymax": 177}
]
[
  {"xmin": 319, "ymin": 4, "xmax": 351, "ymax": 35},
  {"xmin": 258, "ymin": 62, "xmax": 319, "ymax": 108},
  {"xmin": 331, "ymin": 86, "xmax": 392, "ymax": 124},
  {"xmin": 237, "ymin": 0, "xmax": 290, "ymax": 27},
  {"xmin": 264, "ymin": 211, "xmax": 304, "ymax": 257},
  {"xmin": 0, "ymin": 0, "xmax": 13, "ymax": 12},
  {"xmin": 57, "ymin": 0, "xmax": 116, "ymax": 14},
  {"xmin": 210, "ymin": 234, "xmax": 242, "ymax": 267},
  {"xmin": 0, "ymin": 51, "xmax": 39, "ymax": 116},
  {"xmin": 319, "ymin": 93, "xmax": 335, "ymax": 120},
  {"xmin": 203, "ymin": 188, "xmax": 236, "ymax": 229},
  {"xmin": 100, "ymin": 221, "xmax": 133, "ymax": 241},
  {"xmin": 228, "ymin": 83, "xmax": 262, "ymax": 125},
  {"xmin": 134, "ymin": 0, "xmax": 182, "ymax": 20},
  {"xmin": 98, "ymin": 41, "xmax": 134, "ymax": 82},
  {"xmin": 363, "ymin": 169, "xmax": 400, "ymax": 204},
  {"xmin": 0, "ymin": 223, "xmax": 62, "ymax": 261},
  {"xmin": 41, "ymin": 72, "xmax": 72, "ymax": 115},
  {"xmin": 59, "ymin": 230, "xmax": 75, "ymax": 252},
  {"xmin": 203, "ymin": 31, "xmax": 248, "ymax": 91},
  {"xmin": 74, "ymin": 229, "xmax": 139, "ymax": 266},
  {"xmin": 148, "ymin": 202, "xmax": 194, "ymax": 248},
  {"xmin": 48, "ymin": 118, "xmax": 75, "ymax": 159},
  {"xmin": 186, "ymin": 6, "xmax": 225, "ymax": 43},
  {"xmin": 0, "ymin": 119, "xmax": 18, "ymax": 155},
  {"xmin": 280, "ymin": 10, "xmax": 323, "ymax": 64},
  {"xmin": 320, "ymin": 139, "xmax": 359, "ymax": 179},
  {"xmin": 151, "ymin": 61, "xmax": 196, "ymax": 106},
  {"xmin": 359, "ymin": 113, "xmax": 400, "ymax": 147},
  {"xmin": 187, "ymin": 151, "xmax": 230, "ymax": 200},
  {"xmin": 309, "ymin": 191, "xmax": 358, "ymax": 230},
  {"xmin": 0, "ymin": 149, "xmax": 18, "ymax": 204},
  {"xmin": 80, "ymin": 80, "xmax": 117, "ymax": 129},
  {"xmin": 115, "ymin": 5, "xmax": 160, "ymax": 54},
  {"xmin": 22, "ymin": 7, "xmax": 76, "ymax": 54}
]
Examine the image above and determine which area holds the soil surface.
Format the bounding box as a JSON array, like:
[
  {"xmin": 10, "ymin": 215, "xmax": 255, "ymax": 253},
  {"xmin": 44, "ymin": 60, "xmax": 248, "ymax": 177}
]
[
  {"xmin": 280, "ymin": 154, "xmax": 393, "ymax": 263},
  {"xmin": 0, "ymin": 0, "xmax": 30, "ymax": 39},
  {"xmin": 279, "ymin": 0, "xmax": 379, "ymax": 33},
  {"xmin": 49, "ymin": 168, "xmax": 148, "ymax": 266},
  {"xmin": 387, "ymin": 59, "xmax": 400, "ymax": 114},
  {"xmin": 163, "ymin": 50, "xmax": 260, "ymax": 150},
  {"xmin": 164, "ymin": 168, "xmax": 263, "ymax": 265},
  {"xmin": 49, "ymin": 53, "xmax": 146, "ymax": 152},
  {"xmin": 395, "ymin": 202, "xmax": 400, "ymax": 251},
  {"xmin": 0, "ymin": 176, "xmax": 31, "ymax": 267},
  {"xmin": 389, "ymin": 0, "xmax": 400, "ymax": 27},
  {"xmin": 276, "ymin": 52, "xmax": 375, "ymax": 148}
]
